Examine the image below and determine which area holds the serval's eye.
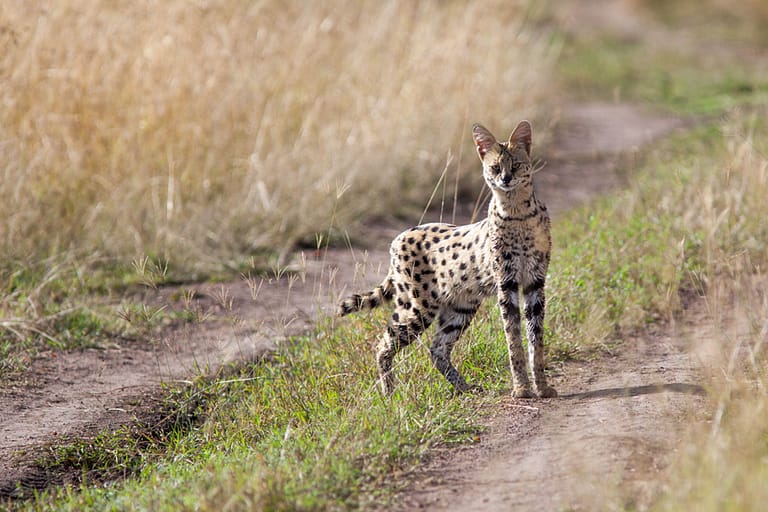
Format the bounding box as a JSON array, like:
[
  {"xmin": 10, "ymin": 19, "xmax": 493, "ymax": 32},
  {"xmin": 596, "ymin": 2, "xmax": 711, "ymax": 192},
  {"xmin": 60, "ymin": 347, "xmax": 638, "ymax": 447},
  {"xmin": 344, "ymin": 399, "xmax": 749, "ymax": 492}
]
[{"xmin": 491, "ymin": 164, "xmax": 501, "ymax": 175}]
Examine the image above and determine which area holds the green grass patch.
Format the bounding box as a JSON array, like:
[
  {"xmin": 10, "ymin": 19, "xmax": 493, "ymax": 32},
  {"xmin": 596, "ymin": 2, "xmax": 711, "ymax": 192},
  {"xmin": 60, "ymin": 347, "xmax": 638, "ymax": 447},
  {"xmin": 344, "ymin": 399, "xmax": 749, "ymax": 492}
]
[
  {"xmin": 24, "ymin": 314, "xmax": 494, "ymax": 510},
  {"xmin": 38, "ymin": 384, "xmax": 209, "ymax": 486},
  {"xmin": 557, "ymin": 28, "xmax": 768, "ymax": 114},
  {"xmin": 546, "ymin": 110, "xmax": 766, "ymax": 360},
  {"xmin": 0, "ymin": 261, "xmax": 115, "ymax": 382},
  {"xmin": 0, "ymin": 256, "xmax": 218, "ymax": 384}
]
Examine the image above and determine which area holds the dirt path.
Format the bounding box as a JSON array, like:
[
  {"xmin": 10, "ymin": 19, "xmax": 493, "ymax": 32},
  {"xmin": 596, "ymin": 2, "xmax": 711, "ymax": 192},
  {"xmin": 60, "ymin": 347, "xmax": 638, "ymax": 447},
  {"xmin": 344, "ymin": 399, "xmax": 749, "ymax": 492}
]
[
  {"xmin": 0, "ymin": 101, "xmax": 686, "ymax": 498},
  {"xmin": 395, "ymin": 317, "xmax": 708, "ymax": 511}
]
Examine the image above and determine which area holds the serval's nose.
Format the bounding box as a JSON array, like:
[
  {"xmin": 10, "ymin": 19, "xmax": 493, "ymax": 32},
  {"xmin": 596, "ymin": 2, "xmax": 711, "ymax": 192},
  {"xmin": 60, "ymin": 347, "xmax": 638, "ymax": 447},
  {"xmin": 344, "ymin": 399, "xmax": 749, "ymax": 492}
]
[{"xmin": 502, "ymin": 174, "xmax": 512, "ymax": 185}]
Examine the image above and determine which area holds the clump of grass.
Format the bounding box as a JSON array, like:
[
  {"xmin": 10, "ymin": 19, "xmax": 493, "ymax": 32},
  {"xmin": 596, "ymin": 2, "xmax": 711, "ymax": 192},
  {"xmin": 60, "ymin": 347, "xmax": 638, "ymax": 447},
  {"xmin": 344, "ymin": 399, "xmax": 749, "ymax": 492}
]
[
  {"xmin": 545, "ymin": 200, "xmax": 689, "ymax": 359},
  {"xmin": 1, "ymin": 1, "xmax": 552, "ymax": 273},
  {"xmin": 0, "ymin": 260, "xmax": 123, "ymax": 382},
  {"xmin": 651, "ymin": 275, "xmax": 768, "ymax": 512},
  {"xmin": 645, "ymin": 110, "xmax": 768, "ymax": 511},
  {"xmin": 680, "ymin": 112, "xmax": 768, "ymax": 274},
  {"xmin": 0, "ymin": 255, "xmax": 200, "ymax": 382},
  {"xmin": 25, "ymin": 381, "xmax": 212, "ymax": 501}
]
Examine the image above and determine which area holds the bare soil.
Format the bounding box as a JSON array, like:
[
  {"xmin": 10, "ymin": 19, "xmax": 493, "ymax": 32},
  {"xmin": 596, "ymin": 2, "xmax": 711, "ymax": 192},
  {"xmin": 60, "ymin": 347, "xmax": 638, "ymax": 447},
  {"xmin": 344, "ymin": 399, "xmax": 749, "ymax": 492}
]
[
  {"xmin": 393, "ymin": 314, "xmax": 710, "ymax": 511},
  {"xmin": 0, "ymin": 101, "xmax": 690, "ymax": 502}
]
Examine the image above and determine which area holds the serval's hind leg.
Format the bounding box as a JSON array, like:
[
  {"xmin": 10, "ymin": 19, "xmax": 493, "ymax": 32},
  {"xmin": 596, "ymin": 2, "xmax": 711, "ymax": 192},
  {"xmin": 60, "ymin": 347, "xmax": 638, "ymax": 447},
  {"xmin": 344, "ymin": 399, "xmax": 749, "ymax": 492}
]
[
  {"xmin": 429, "ymin": 304, "xmax": 480, "ymax": 393},
  {"xmin": 377, "ymin": 308, "xmax": 434, "ymax": 395}
]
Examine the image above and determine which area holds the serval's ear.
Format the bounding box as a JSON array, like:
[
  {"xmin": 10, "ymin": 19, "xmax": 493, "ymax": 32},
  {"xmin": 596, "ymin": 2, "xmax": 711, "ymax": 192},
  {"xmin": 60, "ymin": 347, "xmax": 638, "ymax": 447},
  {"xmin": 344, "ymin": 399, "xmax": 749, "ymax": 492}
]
[
  {"xmin": 508, "ymin": 120, "xmax": 532, "ymax": 156},
  {"xmin": 472, "ymin": 124, "xmax": 497, "ymax": 160}
]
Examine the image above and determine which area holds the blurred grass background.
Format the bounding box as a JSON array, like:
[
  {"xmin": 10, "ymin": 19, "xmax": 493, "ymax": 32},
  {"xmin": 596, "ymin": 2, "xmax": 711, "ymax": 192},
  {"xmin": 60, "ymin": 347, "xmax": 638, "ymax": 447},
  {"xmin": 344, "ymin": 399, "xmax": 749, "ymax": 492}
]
[{"xmin": 0, "ymin": 0, "xmax": 551, "ymax": 273}]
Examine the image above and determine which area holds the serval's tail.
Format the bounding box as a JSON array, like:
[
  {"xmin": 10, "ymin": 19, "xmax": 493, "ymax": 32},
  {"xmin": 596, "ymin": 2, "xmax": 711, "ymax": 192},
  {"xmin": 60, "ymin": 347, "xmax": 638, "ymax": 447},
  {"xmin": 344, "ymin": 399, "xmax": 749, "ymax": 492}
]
[{"xmin": 336, "ymin": 275, "xmax": 395, "ymax": 317}]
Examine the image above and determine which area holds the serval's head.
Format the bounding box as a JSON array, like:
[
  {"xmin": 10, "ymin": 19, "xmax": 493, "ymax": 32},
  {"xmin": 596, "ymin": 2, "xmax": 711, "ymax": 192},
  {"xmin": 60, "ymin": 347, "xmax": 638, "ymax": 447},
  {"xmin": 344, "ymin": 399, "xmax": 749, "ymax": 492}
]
[{"xmin": 472, "ymin": 121, "xmax": 532, "ymax": 193}]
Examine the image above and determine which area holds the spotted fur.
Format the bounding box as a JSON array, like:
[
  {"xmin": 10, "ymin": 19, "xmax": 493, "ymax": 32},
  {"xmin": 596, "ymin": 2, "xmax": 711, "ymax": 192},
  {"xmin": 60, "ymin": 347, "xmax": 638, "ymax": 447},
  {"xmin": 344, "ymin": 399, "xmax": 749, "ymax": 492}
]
[{"xmin": 338, "ymin": 121, "xmax": 556, "ymax": 398}]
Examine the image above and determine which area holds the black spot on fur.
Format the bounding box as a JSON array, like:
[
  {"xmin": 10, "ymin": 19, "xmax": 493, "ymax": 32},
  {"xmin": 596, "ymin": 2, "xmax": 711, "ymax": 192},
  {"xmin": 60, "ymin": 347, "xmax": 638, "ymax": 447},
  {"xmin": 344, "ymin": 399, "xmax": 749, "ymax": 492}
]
[
  {"xmin": 440, "ymin": 323, "xmax": 463, "ymax": 335},
  {"xmin": 523, "ymin": 277, "xmax": 545, "ymax": 295},
  {"xmin": 525, "ymin": 300, "xmax": 544, "ymax": 320},
  {"xmin": 501, "ymin": 279, "xmax": 518, "ymax": 292}
]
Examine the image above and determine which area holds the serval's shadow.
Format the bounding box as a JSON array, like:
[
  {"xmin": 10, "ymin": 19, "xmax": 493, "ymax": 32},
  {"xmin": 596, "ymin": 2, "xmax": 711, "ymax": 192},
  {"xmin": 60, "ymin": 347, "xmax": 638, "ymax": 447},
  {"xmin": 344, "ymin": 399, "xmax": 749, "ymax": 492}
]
[{"xmin": 562, "ymin": 382, "xmax": 706, "ymax": 400}]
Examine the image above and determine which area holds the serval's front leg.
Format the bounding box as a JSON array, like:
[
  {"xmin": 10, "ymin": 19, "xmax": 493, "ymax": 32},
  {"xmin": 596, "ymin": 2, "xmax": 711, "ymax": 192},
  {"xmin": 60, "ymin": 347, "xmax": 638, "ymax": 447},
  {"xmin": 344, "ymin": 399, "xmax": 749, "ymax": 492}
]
[
  {"xmin": 498, "ymin": 279, "xmax": 534, "ymax": 398},
  {"xmin": 523, "ymin": 280, "xmax": 557, "ymax": 398}
]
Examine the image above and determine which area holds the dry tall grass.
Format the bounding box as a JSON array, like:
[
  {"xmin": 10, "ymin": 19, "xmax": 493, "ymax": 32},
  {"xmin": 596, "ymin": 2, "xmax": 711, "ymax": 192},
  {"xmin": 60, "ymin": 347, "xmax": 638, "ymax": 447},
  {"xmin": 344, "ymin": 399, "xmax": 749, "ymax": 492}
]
[
  {"xmin": 654, "ymin": 275, "xmax": 768, "ymax": 512},
  {"xmin": 0, "ymin": 1, "xmax": 551, "ymax": 271},
  {"xmin": 651, "ymin": 110, "xmax": 768, "ymax": 511}
]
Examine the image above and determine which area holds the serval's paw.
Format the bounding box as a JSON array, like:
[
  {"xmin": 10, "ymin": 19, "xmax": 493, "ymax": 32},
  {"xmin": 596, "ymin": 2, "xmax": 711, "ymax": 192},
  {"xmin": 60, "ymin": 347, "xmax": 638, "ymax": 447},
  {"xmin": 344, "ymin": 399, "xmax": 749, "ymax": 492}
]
[
  {"xmin": 538, "ymin": 385, "xmax": 558, "ymax": 398},
  {"xmin": 512, "ymin": 386, "xmax": 536, "ymax": 399}
]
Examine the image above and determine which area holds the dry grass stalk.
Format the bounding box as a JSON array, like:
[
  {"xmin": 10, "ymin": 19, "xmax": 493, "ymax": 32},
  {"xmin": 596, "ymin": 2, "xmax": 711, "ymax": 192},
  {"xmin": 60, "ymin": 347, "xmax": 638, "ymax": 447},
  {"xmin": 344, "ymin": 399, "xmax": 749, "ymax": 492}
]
[{"xmin": 0, "ymin": 1, "xmax": 551, "ymax": 271}]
